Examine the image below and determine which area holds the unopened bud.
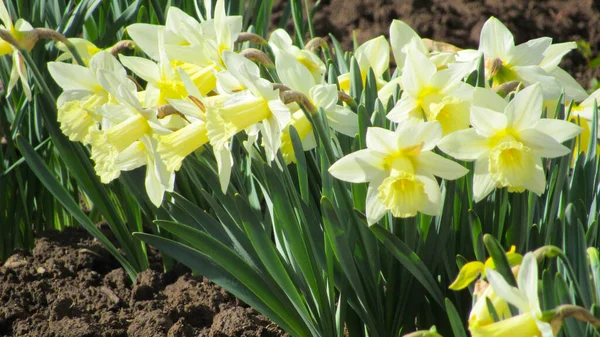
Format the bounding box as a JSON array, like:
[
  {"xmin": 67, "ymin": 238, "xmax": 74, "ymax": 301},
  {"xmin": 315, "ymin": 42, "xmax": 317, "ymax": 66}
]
[
  {"xmin": 109, "ymin": 40, "xmax": 135, "ymax": 56},
  {"xmin": 485, "ymin": 57, "xmax": 504, "ymax": 79},
  {"xmin": 550, "ymin": 305, "xmax": 600, "ymax": 335},
  {"xmin": 492, "ymin": 80, "xmax": 521, "ymax": 97},
  {"xmin": 235, "ymin": 33, "xmax": 268, "ymax": 46},
  {"xmin": 533, "ymin": 245, "xmax": 562, "ymax": 261},
  {"xmin": 281, "ymin": 91, "xmax": 316, "ymax": 114},
  {"xmin": 304, "ymin": 36, "xmax": 328, "ymax": 52},
  {"xmin": 241, "ymin": 48, "xmax": 274, "ymax": 68},
  {"xmin": 422, "ymin": 38, "xmax": 461, "ymax": 53},
  {"xmin": 157, "ymin": 104, "xmax": 190, "ymax": 123}
]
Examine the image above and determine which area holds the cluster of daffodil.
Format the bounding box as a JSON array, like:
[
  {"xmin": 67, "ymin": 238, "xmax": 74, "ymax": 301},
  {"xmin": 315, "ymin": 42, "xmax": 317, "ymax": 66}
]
[
  {"xmin": 446, "ymin": 246, "xmax": 600, "ymax": 337},
  {"xmin": 2, "ymin": 0, "xmax": 595, "ymax": 214}
]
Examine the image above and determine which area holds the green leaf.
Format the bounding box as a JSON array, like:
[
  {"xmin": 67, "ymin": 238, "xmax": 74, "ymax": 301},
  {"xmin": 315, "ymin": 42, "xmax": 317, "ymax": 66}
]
[
  {"xmin": 483, "ymin": 234, "xmax": 517, "ymax": 287},
  {"xmin": 16, "ymin": 135, "xmax": 138, "ymax": 281},
  {"xmin": 445, "ymin": 299, "xmax": 468, "ymax": 337},
  {"xmin": 370, "ymin": 224, "xmax": 445, "ymax": 309}
]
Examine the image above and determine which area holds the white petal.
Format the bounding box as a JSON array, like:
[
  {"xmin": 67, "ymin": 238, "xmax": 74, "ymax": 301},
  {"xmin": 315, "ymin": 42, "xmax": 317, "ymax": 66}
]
[
  {"xmin": 549, "ymin": 67, "xmax": 588, "ymax": 102},
  {"xmin": 118, "ymin": 55, "xmax": 160, "ymax": 84},
  {"xmin": 396, "ymin": 120, "xmax": 442, "ymax": 151},
  {"xmin": 473, "ymin": 156, "xmax": 496, "ymax": 203},
  {"xmin": 355, "ymin": 35, "xmax": 390, "ymax": 77},
  {"xmin": 328, "ymin": 149, "xmax": 386, "ymax": 183},
  {"xmin": 310, "ymin": 84, "xmax": 338, "ymax": 111},
  {"xmin": 386, "ymin": 96, "xmax": 420, "ymax": 123},
  {"xmin": 276, "ymin": 49, "xmax": 315, "ymax": 95},
  {"xmin": 401, "ymin": 48, "xmax": 436, "ymax": 97},
  {"xmin": 540, "ymin": 42, "xmax": 576, "ymax": 71},
  {"xmin": 367, "ymin": 127, "xmax": 399, "ymax": 154},
  {"xmin": 415, "ymin": 151, "xmax": 468, "ymax": 180},
  {"xmin": 519, "ymin": 129, "xmax": 571, "ymax": 158},
  {"xmin": 327, "ymin": 106, "xmax": 359, "ymax": 137},
  {"xmin": 47, "ymin": 62, "xmax": 97, "ymax": 91},
  {"xmin": 520, "ymin": 161, "xmax": 546, "ymax": 196},
  {"xmin": 89, "ymin": 51, "xmax": 126, "ymax": 76},
  {"xmin": 126, "ymin": 23, "xmax": 163, "ymax": 60},
  {"xmin": 438, "ymin": 129, "xmax": 489, "ymax": 161},
  {"xmin": 472, "ymin": 87, "xmax": 508, "ymax": 112},
  {"xmin": 214, "ymin": 146, "xmax": 233, "ymax": 193},
  {"xmin": 509, "ymin": 37, "xmax": 552, "ymax": 66},
  {"xmin": 505, "ymin": 84, "xmax": 543, "ymax": 131},
  {"xmin": 517, "ymin": 253, "xmax": 539, "ymax": 311},
  {"xmin": 418, "ymin": 174, "xmax": 442, "ymax": 216},
  {"xmin": 479, "ymin": 17, "xmax": 515, "ymax": 59},
  {"xmin": 534, "ymin": 118, "xmax": 583, "ymax": 143},
  {"xmin": 268, "ymin": 99, "xmax": 292, "ymax": 130},
  {"xmin": 486, "ymin": 268, "xmax": 530, "ymax": 312},
  {"xmin": 471, "ymin": 106, "xmax": 508, "ymax": 136},
  {"xmin": 222, "ymin": 50, "xmax": 261, "ymax": 96},
  {"xmin": 260, "ymin": 116, "xmax": 281, "ymax": 162},
  {"xmin": 366, "ymin": 178, "xmax": 388, "ymax": 225},
  {"xmin": 389, "ymin": 20, "xmax": 428, "ymax": 70},
  {"xmin": 513, "ymin": 65, "xmax": 562, "ymax": 99}
]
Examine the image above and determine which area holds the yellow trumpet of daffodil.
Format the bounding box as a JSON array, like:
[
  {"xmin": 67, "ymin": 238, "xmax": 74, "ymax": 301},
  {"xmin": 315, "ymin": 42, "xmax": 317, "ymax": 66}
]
[
  {"xmin": 438, "ymin": 85, "xmax": 582, "ymax": 202},
  {"xmin": 329, "ymin": 121, "xmax": 468, "ymax": 224}
]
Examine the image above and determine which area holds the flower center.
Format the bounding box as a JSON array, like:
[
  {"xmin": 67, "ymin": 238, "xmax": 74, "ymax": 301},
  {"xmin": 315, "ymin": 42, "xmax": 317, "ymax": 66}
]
[
  {"xmin": 377, "ymin": 170, "xmax": 427, "ymax": 218},
  {"xmin": 488, "ymin": 141, "xmax": 535, "ymax": 192}
]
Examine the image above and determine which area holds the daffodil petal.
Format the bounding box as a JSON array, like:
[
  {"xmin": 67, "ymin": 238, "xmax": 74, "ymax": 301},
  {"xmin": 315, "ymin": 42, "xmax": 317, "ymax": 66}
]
[
  {"xmin": 448, "ymin": 261, "xmax": 485, "ymax": 290},
  {"xmin": 486, "ymin": 268, "xmax": 529, "ymax": 311},
  {"xmin": 415, "ymin": 151, "xmax": 468, "ymax": 180},
  {"xmin": 438, "ymin": 129, "xmax": 489, "ymax": 161},
  {"xmin": 473, "ymin": 156, "xmax": 496, "ymax": 203},
  {"xmin": 397, "ymin": 120, "xmax": 442, "ymax": 151},
  {"xmin": 518, "ymin": 253, "xmax": 540, "ymax": 312},
  {"xmin": 389, "ymin": 19, "xmax": 427, "ymax": 70},
  {"xmin": 505, "ymin": 84, "xmax": 543, "ymax": 131},
  {"xmin": 47, "ymin": 62, "xmax": 97, "ymax": 91},
  {"xmin": 540, "ymin": 42, "xmax": 576, "ymax": 71},
  {"xmin": 402, "ymin": 48, "xmax": 436, "ymax": 97},
  {"xmin": 367, "ymin": 127, "xmax": 399, "ymax": 154},
  {"xmin": 328, "ymin": 149, "xmax": 386, "ymax": 183},
  {"xmin": 519, "ymin": 128, "xmax": 571, "ymax": 158},
  {"xmin": 479, "ymin": 17, "xmax": 514, "ymax": 59},
  {"xmin": 118, "ymin": 55, "xmax": 160, "ymax": 84},
  {"xmin": 534, "ymin": 118, "xmax": 583, "ymax": 143},
  {"xmin": 471, "ymin": 106, "xmax": 508, "ymax": 136},
  {"xmin": 519, "ymin": 160, "xmax": 546, "ymax": 196},
  {"xmin": 366, "ymin": 177, "xmax": 388, "ymax": 225},
  {"xmin": 509, "ymin": 37, "xmax": 551, "ymax": 66},
  {"xmin": 418, "ymin": 174, "xmax": 442, "ymax": 216},
  {"xmin": 473, "ymin": 87, "xmax": 508, "ymax": 112}
]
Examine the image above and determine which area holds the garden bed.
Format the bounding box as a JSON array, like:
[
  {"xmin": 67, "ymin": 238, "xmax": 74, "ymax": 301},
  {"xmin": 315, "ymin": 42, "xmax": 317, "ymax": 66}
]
[{"xmin": 0, "ymin": 228, "xmax": 287, "ymax": 337}]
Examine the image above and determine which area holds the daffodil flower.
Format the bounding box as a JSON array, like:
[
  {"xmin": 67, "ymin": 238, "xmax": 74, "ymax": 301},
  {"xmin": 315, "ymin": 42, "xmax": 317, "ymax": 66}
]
[
  {"xmin": 48, "ymin": 51, "xmax": 129, "ymax": 144},
  {"xmin": 269, "ymin": 28, "xmax": 326, "ymax": 85},
  {"xmin": 338, "ymin": 35, "xmax": 389, "ymax": 92},
  {"xmin": 90, "ymin": 69, "xmax": 173, "ymax": 206},
  {"xmin": 206, "ymin": 50, "xmax": 291, "ymax": 192},
  {"xmin": 386, "ymin": 48, "xmax": 474, "ymax": 135},
  {"xmin": 0, "ymin": 0, "xmax": 36, "ymax": 99},
  {"xmin": 329, "ymin": 121, "xmax": 468, "ymax": 224},
  {"xmin": 276, "ymin": 49, "xmax": 358, "ymax": 163},
  {"xmin": 438, "ymin": 84, "xmax": 582, "ymax": 202},
  {"xmin": 470, "ymin": 253, "xmax": 554, "ymax": 337},
  {"xmin": 477, "ymin": 17, "xmax": 583, "ymax": 101}
]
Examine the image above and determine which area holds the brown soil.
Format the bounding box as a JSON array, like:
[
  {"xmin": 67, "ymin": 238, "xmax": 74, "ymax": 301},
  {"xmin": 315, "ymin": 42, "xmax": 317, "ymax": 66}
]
[
  {"xmin": 278, "ymin": 0, "xmax": 600, "ymax": 89},
  {"xmin": 0, "ymin": 228, "xmax": 287, "ymax": 337}
]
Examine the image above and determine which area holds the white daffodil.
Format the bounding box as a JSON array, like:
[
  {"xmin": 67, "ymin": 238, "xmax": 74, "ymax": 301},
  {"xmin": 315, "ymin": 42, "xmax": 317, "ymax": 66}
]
[
  {"xmin": 206, "ymin": 50, "xmax": 291, "ymax": 192},
  {"xmin": 387, "ymin": 48, "xmax": 474, "ymax": 135},
  {"xmin": 469, "ymin": 253, "xmax": 554, "ymax": 337},
  {"xmin": 89, "ymin": 69, "xmax": 173, "ymax": 206},
  {"xmin": 438, "ymin": 84, "xmax": 582, "ymax": 202},
  {"xmin": 477, "ymin": 17, "xmax": 584, "ymax": 101},
  {"xmin": 48, "ymin": 51, "xmax": 129, "ymax": 144},
  {"xmin": 276, "ymin": 49, "xmax": 358, "ymax": 163},
  {"xmin": 338, "ymin": 35, "xmax": 389, "ymax": 92},
  {"xmin": 269, "ymin": 28, "xmax": 326, "ymax": 85},
  {"xmin": 0, "ymin": 0, "xmax": 37, "ymax": 100},
  {"xmin": 329, "ymin": 121, "xmax": 468, "ymax": 224}
]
